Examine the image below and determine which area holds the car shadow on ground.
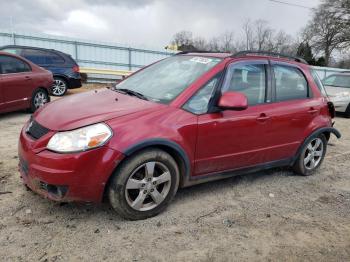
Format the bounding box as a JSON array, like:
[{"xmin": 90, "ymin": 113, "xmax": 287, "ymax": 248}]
[
  {"xmin": 22, "ymin": 166, "xmax": 296, "ymax": 222},
  {"xmin": 0, "ymin": 110, "xmax": 30, "ymax": 120},
  {"xmin": 335, "ymin": 112, "xmax": 349, "ymax": 119}
]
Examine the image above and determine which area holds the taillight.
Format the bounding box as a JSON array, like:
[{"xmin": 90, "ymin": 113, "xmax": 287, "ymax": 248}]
[
  {"xmin": 72, "ymin": 65, "xmax": 80, "ymax": 73},
  {"xmin": 327, "ymin": 101, "xmax": 335, "ymax": 118}
]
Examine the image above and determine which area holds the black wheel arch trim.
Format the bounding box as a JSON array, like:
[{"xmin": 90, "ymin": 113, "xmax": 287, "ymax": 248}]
[
  {"xmin": 123, "ymin": 138, "xmax": 191, "ymax": 183},
  {"xmin": 53, "ymin": 74, "xmax": 69, "ymax": 83},
  {"xmin": 292, "ymin": 127, "xmax": 341, "ymax": 164},
  {"xmin": 309, "ymin": 126, "xmax": 341, "ymax": 139}
]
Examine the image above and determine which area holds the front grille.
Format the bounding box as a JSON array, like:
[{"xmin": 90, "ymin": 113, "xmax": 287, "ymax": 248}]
[{"xmin": 26, "ymin": 120, "xmax": 50, "ymax": 140}]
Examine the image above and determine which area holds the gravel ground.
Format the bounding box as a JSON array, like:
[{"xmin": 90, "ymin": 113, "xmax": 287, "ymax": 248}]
[{"xmin": 0, "ymin": 108, "xmax": 349, "ymax": 262}]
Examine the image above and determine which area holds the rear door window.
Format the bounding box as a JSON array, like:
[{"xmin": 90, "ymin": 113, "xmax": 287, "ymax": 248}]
[
  {"xmin": 22, "ymin": 49, "xmax": 50, "ymax": 65},
  {"xmin": 0, "ymin": 55, "xmax": 31, "ymax": 74},
  {"xmin": 273, "ymin": 65, "xmax": 308, "ymax": 102}
]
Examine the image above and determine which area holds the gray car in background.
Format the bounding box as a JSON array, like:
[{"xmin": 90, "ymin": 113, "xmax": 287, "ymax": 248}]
[{"xmin": 323, "ymin": 73, "xmax": 350, "ymax": 117}]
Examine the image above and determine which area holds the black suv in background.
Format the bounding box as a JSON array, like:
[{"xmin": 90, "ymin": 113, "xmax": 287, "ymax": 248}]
[{"xmin": 0, "ymin": 45, "xmax": 82, "ymax": 96}]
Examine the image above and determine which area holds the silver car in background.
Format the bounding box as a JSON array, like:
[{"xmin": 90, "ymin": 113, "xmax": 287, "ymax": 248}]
[{"xmin": 323, "ymin": 73, "xmax": 350, "ymax": 117}]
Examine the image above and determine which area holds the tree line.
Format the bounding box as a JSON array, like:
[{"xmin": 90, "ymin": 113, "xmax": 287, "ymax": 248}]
[{"xmin": 169, "ymin": 0, "xmax": 350, "ymax": 68}]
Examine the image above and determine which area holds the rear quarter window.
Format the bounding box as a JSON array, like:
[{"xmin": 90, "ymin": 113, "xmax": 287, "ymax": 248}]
[
  {"xmin": 46, "ymin": 52, "xmax": 65, "ymax": 64},
  {"xmin": 311, "ymin": 70, "xmax": 328, "ymax": 97}
]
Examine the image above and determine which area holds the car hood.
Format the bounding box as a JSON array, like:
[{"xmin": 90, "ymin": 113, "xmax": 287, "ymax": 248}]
[{"xmin": 34, "ymin": 88, "xmax": 163, "ymax": 131}]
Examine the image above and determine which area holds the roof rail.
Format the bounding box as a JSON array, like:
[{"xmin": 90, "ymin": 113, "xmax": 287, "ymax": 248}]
[
  {"xmin": 176, "ymin": 50, "xmax": 230, "ymax": 55},
  {"xmin": 232, "ymin": 50, "xmax": 308, "ymax": 64}
]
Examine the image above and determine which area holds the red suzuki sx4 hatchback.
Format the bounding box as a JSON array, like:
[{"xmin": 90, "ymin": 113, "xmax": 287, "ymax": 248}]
[{"xmin": 19, "ymin": 51, "xmax": 341, "ymax": 220}]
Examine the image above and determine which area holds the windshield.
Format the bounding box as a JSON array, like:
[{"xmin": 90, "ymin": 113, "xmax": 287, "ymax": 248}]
[
  {"xmin": 323, "ymin": 75, "xmax": 350, "ymax": 88},
  {"xmin": 115, "ymin": 55, "xmax": 222, "ymax": 103}
]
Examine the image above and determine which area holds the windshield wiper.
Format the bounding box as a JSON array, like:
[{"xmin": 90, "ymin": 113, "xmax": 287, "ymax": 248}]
[{"xmin": 114, "ymin": 88, "xmax": 149, "ymax": 101}]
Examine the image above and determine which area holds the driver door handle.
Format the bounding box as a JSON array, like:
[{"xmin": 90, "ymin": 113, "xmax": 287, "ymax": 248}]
[{"xmin": 256, "ymin": 113, "xmax": 270, "ymax": 122}]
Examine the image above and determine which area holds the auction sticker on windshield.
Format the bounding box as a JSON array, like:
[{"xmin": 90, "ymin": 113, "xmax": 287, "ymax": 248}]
[{"xmin": 190, "ymin": 57, "xmax": 213, "ymax": 64}]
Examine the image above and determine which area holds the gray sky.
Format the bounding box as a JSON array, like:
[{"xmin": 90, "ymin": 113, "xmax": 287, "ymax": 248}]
[{"xmin": 0, "ymin": 0, "xmax": 320, "ymax": 49}]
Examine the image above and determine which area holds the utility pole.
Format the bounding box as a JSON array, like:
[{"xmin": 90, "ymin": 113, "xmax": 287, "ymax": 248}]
[{"xmin": 10, "ymin": 16, "xmax": 15, "ymax": 45}]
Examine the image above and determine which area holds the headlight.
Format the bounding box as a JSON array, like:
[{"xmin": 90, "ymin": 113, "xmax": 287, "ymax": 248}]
[{"xmin": 47, "ymin": 123, "xmax": 112, "ymax": 153}]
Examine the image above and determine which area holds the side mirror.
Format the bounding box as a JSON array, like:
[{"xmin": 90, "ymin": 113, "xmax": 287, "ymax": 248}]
[{"xmin": 218, "ymin": 92, "xmax": 248, "ymax": 111}]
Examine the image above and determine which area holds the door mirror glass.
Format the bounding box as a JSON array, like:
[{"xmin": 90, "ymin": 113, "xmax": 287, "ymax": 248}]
[{"xmin": 218, "ymin": 92, "xmax": 248, "ymax": 110}]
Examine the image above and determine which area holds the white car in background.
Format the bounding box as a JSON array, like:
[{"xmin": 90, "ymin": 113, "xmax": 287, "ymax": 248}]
[{"xmin": 323, "ymin": 73, "xmax": 350, "ymax": 117}]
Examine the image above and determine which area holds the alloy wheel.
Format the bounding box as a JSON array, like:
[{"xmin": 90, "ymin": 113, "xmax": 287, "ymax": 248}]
[
  {"xmin": 52, "ymin": 79, "xmax": 67, "ymax": 96},
  {"xmin": 125, "ymin": 161, "xmax": 172, "ymax": 211},
  {"xmin": 304, "ymin": 138, "xmax": 324, "ymax": 170},
  {"xmin": 34, "ymin": 91, "xmax": 48, "ymax": 109}
]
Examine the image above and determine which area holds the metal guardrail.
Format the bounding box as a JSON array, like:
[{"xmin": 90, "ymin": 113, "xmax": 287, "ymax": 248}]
[
  {"xmin": 80, "ymin": 67, "xmax": 132, "ymax": 76},
  {"xmin": 80, "ymin": 67, "xmax": 133, "ymax": 83},
  {"xmin": 0, "ymin": 31, "xmax": 174, "ymax": 71}
]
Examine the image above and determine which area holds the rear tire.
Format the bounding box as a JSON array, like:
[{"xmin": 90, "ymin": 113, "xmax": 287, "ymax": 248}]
[
  {"xmin": 52, "ymin": 77, "xmax": 67, "ymax": 96},
  {"xmin": 108, "ymin": 149, "xmax": 179, "ymax": 220},
  {"xmin": 293, "ymin": 134, "xmax": 327, "ymax": 176},
  {"xmin": 30, "ymin": 89, "xmax": 49, "ymax": 112}
]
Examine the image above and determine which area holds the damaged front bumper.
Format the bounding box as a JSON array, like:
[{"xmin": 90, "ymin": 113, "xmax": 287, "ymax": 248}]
[{"xmin": 18, "ymin": 127, "xmax": 124, "ymax": 203}]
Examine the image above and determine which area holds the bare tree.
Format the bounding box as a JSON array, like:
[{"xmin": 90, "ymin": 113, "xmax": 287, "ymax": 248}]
[
  {"xmin": 254, "ymin": 19, "xmax": 274, "ymax": 51},
  {"xmin": 273, "ymin": 31, "xmax": 297, "ymax": 55},
  {"xmin": 304, "ymin": 0, "xmax": 349, "ymax": 65},
  {"xmin": 207, "ymin": 37, "xmax": 220, "ymax": 52},
  {"xmin": 242, "ymin": 19, "xmax": 254, "ymax": 50},
  {"xmin": 170, "ymin": 20, "xmax": 298, "ymax": 55},
  {"xmin": 193, "ymin": 36, "xmax": 207, "ymax": 51},
  {"xmin": 218, "ymin": 31, "xmax": 236, "ymax": 52},
  {"xmin": 171, "ymin": 31, "xmax": 193, "ymax": 47}
]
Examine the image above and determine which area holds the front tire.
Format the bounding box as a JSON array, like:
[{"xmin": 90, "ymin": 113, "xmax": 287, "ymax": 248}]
[
  {"xmin": 108, "ymin": 149, "xmax": 180, "ymax": 220},
  {"xmin": 293, "ymin": 134, "xmax": 327, "ymax": 176},
  {"xmin": 30, "ymin": 89, "xmax": 49, "ymax": 112},
  {"xmin": 52, "ymin": 77, "xmax": 67, "ymax": 96}
]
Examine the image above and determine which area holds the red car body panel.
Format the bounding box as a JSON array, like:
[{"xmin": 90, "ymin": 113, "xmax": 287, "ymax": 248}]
[
  {"xmin": 18, "ymin": 53, "xmax": 337, "ymax": 203},
  {"xmin": 33, "ymin": 88, "xmax": 164, "ymax": 131},
  {"xmin": 0, "ymin": 51, "xmax": 53, "ymax": 114}
]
